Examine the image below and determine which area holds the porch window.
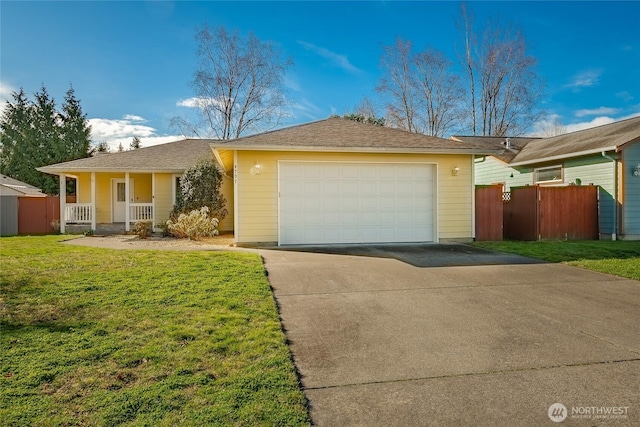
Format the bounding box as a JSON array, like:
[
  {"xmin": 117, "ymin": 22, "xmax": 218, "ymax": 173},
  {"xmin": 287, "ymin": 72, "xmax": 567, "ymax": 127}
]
[
  {"xmin": 535, "ymin": 165, "xmax": 563, "ymax": 184},
  {"xmin": 116, "ymin": 182, "xmax": 126, "ymax": 202}
]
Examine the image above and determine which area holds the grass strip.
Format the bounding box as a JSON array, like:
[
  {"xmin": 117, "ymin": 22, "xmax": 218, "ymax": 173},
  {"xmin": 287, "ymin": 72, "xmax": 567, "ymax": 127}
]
[{"xmin": 472, "ymin": 240, "xmax": 640, "ymax": 280}]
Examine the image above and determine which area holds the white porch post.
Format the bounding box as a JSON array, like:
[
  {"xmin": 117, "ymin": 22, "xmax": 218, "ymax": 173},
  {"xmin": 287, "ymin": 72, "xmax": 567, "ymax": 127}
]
[
  {"xmin": 151, "ymin": 173, "xmax": 156, "ymax": 228},
  {"xmin": 59, "ymin": 173, "xmax": 66, "ymax": 233},
  {"xmin": 91, "ymin": 172, "xmax": 96, "ymax": 231},
  {"xmin": 125, "ymin": 172, "xmax": 130, "ymax": 232}
]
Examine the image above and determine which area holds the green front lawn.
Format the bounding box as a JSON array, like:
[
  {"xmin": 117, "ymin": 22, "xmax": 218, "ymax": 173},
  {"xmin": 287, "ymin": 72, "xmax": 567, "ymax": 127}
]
[
  {"xmin": 473, "ymin": 240, "xmax": 640, "ymax": 280},
  {"xmin": 0, "ymin": 236, "xmax": 310, "ymax": 426}
]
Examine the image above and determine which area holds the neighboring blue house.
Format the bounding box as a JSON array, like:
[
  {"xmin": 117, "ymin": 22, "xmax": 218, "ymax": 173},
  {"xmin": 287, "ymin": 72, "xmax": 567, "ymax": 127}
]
[{"xmin": 453, "ymin": 116, "xmax": 640, "ymax": 240}]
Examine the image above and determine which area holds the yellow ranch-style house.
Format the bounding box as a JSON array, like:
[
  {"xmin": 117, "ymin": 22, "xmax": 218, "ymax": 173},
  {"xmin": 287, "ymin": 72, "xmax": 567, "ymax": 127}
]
[{"xmin": 39, "ymin": 117, "xmax": 498, "ymax": 246}]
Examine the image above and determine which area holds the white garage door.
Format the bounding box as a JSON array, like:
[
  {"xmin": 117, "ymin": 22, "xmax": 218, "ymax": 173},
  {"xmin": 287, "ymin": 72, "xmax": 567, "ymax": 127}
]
[{"xmin": 279, "ymin": 162, "xmax": 435, "ymax": 245}]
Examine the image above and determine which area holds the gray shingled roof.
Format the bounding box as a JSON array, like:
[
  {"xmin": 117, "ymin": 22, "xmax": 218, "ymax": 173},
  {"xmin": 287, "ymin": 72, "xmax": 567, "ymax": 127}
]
[
  {"xmin": 38, "ymin": 139, "xmax": 214, "ymax": 173},
  {"xmin": 215, "ymin": 117, "xmax": 499, "ymax": 154},
  {"xmin": 510, "ymin": 116, "xmax": 640, "ymax": 165},
  {"xmin": 0, "ymin": 174, "xmax": 45, "ymax": 196},
  {"xmin": 450, "ymin": 136, "xmax": 539, "ymax": 162}
]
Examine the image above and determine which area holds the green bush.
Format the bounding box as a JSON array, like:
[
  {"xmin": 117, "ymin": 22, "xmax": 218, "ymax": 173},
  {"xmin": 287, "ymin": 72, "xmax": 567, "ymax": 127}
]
[
  {"xmin": 171, "ymin": 159, "xmax": 227, "ymax": 221},
  {"xmin": 166, "ymin": 207, "xmax": 219, "ymax": 240}
]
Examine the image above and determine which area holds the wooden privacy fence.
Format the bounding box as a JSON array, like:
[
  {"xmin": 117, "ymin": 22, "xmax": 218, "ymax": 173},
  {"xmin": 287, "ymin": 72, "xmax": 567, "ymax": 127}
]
[
  {"xmin": 475, "ymin": 185, "xmax": 599, "ymax": 241},
  {"xmin": 475, "ymin": 185, "xmax": 504, "ymax": 241},
  {"xmin": 17, "ymin": 196, "xmax": 60, "ymax": 235}
]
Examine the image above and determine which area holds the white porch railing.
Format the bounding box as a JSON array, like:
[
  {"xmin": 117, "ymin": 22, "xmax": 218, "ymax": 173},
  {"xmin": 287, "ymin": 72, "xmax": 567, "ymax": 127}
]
[
  {"xmin": 130, "ymin": 203, "xmax": 154, "ymax": 222},
  {"xmin": 65, "ymin": 204, "xmax": 93, "ymax": 223}
]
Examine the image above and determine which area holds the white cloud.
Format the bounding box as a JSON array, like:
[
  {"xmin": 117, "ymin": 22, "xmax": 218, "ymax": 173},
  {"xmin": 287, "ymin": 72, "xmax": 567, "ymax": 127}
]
[
  {"xmin": 0, "ymin": 81, "xmax": 15, "ymax": 100},
  {"xmin": 283, "ymin": 74, "xmax": 301, "ymax": 92},
  {"xmin": 564, "ymin": 117, "xmax": 617, "ymax": 133},
  {"xmin": 529, "ymin": 113, "xmax": 563, "ymax": 136},
  {"xmin": 562, "ymin": 112, "xmax": 640, "ymax": 134},
  {"xmin": 530, "ymin": 111, "xmax": 640, "ymax": 136},
  {"xmin": 89, "ymin": 115, "xmax": 183, "ymax": 152},
  {"xmin": 123, "ymin": 114, "xmax": 146, "ymax": 122},
  {"xmin": 298, "ymin": 41, "xmax": 362, "ymax": 74},
  {"xmin": 574, "ymin": 106, "xmax": 620, "ymax": 117},
  {"xmin": 0, "ymin": 81, "xmax": 17, "ymax": 115},
  {"xmin": 289, "ymin": 97, "xmax": 322, "ymax": 121},
  {"xmin": 616, "ymin": 91, "xmax": 634, "ymax": 102},
  {"xmin": 176, "ymin": 97, "xmax": 225, "ymax": 109},
  {"xmin": 564, "ymin": 70, "xmax": 601, "ymax": 90}
]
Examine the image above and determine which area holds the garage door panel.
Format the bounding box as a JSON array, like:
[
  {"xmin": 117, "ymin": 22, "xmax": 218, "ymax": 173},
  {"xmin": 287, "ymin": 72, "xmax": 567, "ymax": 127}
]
[
  {"xmin": 341, "ymin": 182, "xmax": 359, "ymax": 196},
  {"xmin": 323, "ymin": 212, "xmax": 341, "ymax": 225},
  {"xmin": 322, "ymin": 165, "xmax": 340, "ymax": 178},
  {"xmin": 378, "ymin": 181, "xmax": 396, "ymax": 195},
  {"xmin": 340, "ymin": 198, "xmax": 358, "ymax": 212},
  {"xmin": 279, "ymin": 162, "xmax": 434, "ymax": 245},
  {"xmin": 323, "ymin": 181, "xmax": 340, "ymax": 195},
  {"xmin": 359, "ymin": 197, "xmax": 378, "ymax": 210},
  {"xmin": 303, "ymin": 164, "xmax": 322, "ymax": 178},
  {"xmin": 303, "ymin": 212, "xmax": 323, "ymax": 225}
]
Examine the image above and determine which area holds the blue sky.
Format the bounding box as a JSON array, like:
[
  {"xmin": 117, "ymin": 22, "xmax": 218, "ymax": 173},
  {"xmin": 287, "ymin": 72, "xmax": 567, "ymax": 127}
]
[{"xmin": 2, "ymin": 1, "xmax": 639, "ymax": 150}]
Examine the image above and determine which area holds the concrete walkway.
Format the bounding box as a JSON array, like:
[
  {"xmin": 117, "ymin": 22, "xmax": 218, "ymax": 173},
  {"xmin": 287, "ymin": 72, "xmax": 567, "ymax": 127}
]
[{"xmin": 260, "ymin": 245, "xmax": 640, "ymax": 426}]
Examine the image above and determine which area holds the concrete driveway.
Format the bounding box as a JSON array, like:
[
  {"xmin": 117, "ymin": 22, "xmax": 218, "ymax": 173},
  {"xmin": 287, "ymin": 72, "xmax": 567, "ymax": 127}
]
[{"xmin": 259, "ymin": 244, "xmax": 640, "ymax": 426}]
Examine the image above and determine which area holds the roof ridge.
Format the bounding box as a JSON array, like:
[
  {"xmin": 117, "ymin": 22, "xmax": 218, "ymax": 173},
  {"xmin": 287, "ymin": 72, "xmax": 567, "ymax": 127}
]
[{"xmin": 540, "ymin": 115, "xmax": 640, "ymax": 141}]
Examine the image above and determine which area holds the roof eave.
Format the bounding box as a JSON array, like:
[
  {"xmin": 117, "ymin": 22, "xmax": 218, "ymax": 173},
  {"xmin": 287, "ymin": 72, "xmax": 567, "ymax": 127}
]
[
  {"xmin": 509, "ymin": 146, "xmax": 618, "ymax": 167},
  {"xmin": 212, "ymin": 144, "xmax": 500, "ymax": 155},
  {"xmin": 37, "ymin": 167, "xmax": 188, "ymax": 175}
]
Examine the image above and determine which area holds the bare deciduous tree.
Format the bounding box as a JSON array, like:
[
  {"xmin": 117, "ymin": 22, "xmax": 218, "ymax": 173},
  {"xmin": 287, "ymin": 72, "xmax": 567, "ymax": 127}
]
[
  {"xmin": 377, "ymin": 39, "xmax": 464, "ymax": 137},
  {"xmin": 413, "ymin": 49, "xmax": 465, "ymax": 137},
  {"xmin": 175, "ymin": 26, "xmax": 292, "ymax": 140},
  {"xmin": 377, "ymin": 39, "xmax": 418, "ymax": 133},
  {"xmin": 538, "ymin": 115, "xmax": 567, "ymax": 137},
  {"xmin": 458, "ymin": 3, "xmax": 544, "ymax": 136}
]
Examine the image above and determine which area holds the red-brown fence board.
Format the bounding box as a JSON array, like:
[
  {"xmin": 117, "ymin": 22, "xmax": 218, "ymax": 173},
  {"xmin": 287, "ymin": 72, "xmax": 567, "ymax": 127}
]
[
  {"xmin": 504, "ymin": 186, "xmax": 539, "ymax": 241},
  {"xmin": 499, "ymin": 185, "xmax": 598, "ymax": 241},
  {"xmin": 538, "ymin": 186, "xmax": 598, "ymax": 240},
  {"xmin": 475, "ymin": 185, "xmax": 503, "ymax": 241},
  {"xmin": 17, "ymin": 196, "xmax": 60, "ymax": 235}
]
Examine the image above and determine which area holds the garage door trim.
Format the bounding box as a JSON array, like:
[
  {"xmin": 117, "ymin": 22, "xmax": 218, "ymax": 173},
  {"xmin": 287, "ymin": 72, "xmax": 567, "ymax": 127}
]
[{"xmin": 277, "ymin": 160, "xmax": 438, "ymax": 245}]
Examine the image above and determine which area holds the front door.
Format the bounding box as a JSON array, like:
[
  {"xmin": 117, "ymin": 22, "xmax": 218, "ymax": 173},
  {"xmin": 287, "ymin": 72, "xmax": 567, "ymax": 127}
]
[{"xmin": 112, "ymin": 179, "xmax": 134, "ymax": 222}]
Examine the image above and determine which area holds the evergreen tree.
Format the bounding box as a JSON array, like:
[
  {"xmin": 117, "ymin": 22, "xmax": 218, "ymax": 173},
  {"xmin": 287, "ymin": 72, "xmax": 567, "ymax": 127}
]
[
  {"xmin": 61, "ymin": 86, "xmax": 92, "ymax": 161},
  {"xmin": 31, "ymin": 85, "xmax": 63, "ymax": 193},
  {"xmin": 0, "ymin": 88, "xmax": 33, "ymax": 182},
  {"xmin": 117, "ymin": 142, "xmax": 124, "ymax": 152},
  {"xmin": 130, "ymin": 136, "xmax": 141, "ymax": 150},
  {"xmin": 0, "ymin": 84, "xmax": 93, "ymax": 194},
  {"xmin": 94, "ymin": 141, "xmax": 110, "ymax": 153}
]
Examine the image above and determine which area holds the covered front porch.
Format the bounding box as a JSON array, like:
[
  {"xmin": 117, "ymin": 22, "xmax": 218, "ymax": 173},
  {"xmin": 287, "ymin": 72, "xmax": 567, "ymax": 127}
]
[{"xmin": 59, "ymin": 171, "xmax": 176, "ymax": 234}]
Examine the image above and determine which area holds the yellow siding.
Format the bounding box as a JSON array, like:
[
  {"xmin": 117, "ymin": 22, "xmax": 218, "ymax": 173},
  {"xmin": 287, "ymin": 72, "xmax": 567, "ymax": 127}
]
[
  {"xmin": 154, "ymin": 173, "xmax": 174, "ymax": 226},
  {"xmin": 130, "ymin": 173, "xmax": 152, "ymax": 203},
  {"xmin": 235, "ymin": 151, "xmax": 473, "ymax": 244},
  {"xmin": 218, "ymin": 174, "xmax": 234, "ymax": 232},
  {"xmin": 214, "ymin": 149, "xmax": 235, "ymax": 232},
  {"xmin": 95, "ymin": 173, "xmax": 122, "ymax": 223},
  {"xmin": 74, "ymin": 173, "xmax": 91, "ymax": 203}
]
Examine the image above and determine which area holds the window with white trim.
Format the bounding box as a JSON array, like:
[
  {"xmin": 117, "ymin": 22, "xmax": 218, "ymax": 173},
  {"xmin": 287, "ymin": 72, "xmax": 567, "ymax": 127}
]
[{"xmin": 534, "ymin": 165, "xmax": 563, "ymax": 184}]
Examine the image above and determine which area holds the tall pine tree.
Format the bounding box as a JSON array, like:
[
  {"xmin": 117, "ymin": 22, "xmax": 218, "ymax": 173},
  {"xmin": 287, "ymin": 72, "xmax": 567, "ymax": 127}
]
[
  {"xmin": 61, "ymin": 86, "xmax": 92, "ymax": 161},
  {"xmin": 0, "ymin": 88, "xmax": 33, "ymax": 182},
  {"xmin": 0, "ymin": 84, "xmax": 92, "ymax": 194}
]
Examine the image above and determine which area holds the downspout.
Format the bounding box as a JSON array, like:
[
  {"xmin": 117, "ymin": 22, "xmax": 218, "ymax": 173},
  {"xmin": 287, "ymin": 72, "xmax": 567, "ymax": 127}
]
[{"xmin": 601, "ymin": 151, "xmax": 617, "ymax": 240}]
